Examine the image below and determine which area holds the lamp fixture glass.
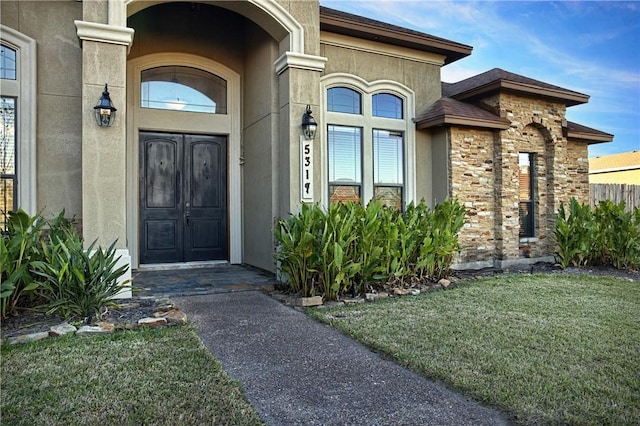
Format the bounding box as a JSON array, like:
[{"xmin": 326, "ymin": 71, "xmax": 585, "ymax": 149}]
[
  {"xmin": 301, "ymin": 104, "xmax": 317, "ymax": 140},
  {"xmin": 94, "ymin": 84, "xmax": 117, "ymax": 127}
]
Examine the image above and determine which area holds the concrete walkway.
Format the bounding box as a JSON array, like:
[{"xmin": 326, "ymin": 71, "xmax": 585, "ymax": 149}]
[{"xmin": 174, "ymin": 291, "xmax": 510, "ymax": 426}]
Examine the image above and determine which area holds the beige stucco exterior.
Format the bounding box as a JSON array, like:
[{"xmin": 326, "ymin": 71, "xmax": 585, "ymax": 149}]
[{"xmin": 1, "ymin": 0, "xmax": 612, "ymax": 285}]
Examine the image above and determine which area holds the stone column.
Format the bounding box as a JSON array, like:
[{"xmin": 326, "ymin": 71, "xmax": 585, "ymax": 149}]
[{"xmin": 75, "ymin": 12, "xmax": 134, "ymax": 297}]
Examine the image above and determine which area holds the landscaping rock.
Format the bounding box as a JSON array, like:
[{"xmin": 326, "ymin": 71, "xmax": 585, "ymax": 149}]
[
  {"xmin": 153, "ymin": 298, "xmax": 175, "ymax": 312},
  {"xmin": 95, "ymin": 322, "xmax": 115, "ymax": 332},
  {"xmin": 410, "ymin": 289, "xmax": 421, "ymax": 296},
  {"xmin": 292, "ymin": 296, "xmax": 323, "ymax": 307},
  {"xmin": 393, "ymin": 288, "xmax": 410, "ymax": 296},
  {"xmin": 138, "ymin": 317, "xmax": 168, "ymax": 327},
  {"xmin": 8, "ymin": 331, "xmax": 50, "ymax": 345},
  {"xmin": 77, "ymin": 324, "xmax": 114, "ymax": 336},
  {"xmin": 365, "ymin": 293, "xmax": 377, "ymax": 302},
  {"xmin": 343, "ymin": 297, "xmax": 364, "ymax": 305},
  {"xmin": 49, "ymin": 323, "xmax": 77, "ymax": 337},
  {"xmin": 163, "ymin": 309, "xmax": 188, "ymax": 325},
  {"xmin": 438, "ymin": 278, "xmax": 451, "ymax": 289}
]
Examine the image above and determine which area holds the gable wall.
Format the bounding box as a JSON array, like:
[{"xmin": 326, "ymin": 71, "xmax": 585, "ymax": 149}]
[{"xmin": 450, "ymin": 92, "xmax": 590, "ymax": 267}]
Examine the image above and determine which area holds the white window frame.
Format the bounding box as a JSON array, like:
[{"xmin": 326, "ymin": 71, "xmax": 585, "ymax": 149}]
[
  {"xmin": 0, "ymin": 25, "xmax": 37, "ymax": 215},
  {"xmin": 320, "ymin": 73, "xmax": 416, "ymax": 207}
]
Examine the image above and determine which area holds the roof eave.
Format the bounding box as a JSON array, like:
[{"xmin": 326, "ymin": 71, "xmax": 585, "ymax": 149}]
[
  {"xmin": 566, "ymin": 130, "xmax": 614, "ymax": 144},
  {"xmin": 416, "ymin": 115, "xmax": 511, "ymax": 130},
  {"xmin": 319, "ymin": 13, "xmax": 472, "ymax": 64},
  {"xmin": 452, "ymin": 80, "xmax": 590, "ymax": 106}
]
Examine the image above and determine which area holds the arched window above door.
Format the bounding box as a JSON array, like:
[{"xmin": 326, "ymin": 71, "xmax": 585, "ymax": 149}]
[{"xmin": 141, "ymin": 66, "xmax": 227, "ymax": 114}]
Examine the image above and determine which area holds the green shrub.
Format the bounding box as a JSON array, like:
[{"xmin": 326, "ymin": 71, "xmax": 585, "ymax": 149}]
[
  {"xmin": 1, "ymin": 210, "xmax": 46, "ymax": 318},
  {"xmin": 592, "ymin": 200, "xmax": 640, "ymax": 270},
  {"xmin": 554, "ymin": 198, "xmax": 596, "ymax": 268},
  {"xmin": 1, "ymin": 209, "xmax": 128, "ymax": 321},
  {"xmin": 32, "ymin": 238, "xmax": 130, "ymax": 321},
  {"xmin": 274, "ymin": 199, "xmax": 466, "ymax": 300},
  {"xmin": 554, "ymin": 198, "xmax": 640, "ymax": 270}
]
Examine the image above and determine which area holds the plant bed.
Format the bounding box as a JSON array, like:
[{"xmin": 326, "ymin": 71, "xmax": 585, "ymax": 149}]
[{"xmin": 1, "ymin": 297, "xmax": 184, "ymax": 343}]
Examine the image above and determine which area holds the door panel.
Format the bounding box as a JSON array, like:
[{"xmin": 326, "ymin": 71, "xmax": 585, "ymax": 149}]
[
  {"xmin": 139, "ymin": 132, "xmax": 227, "ymax": 264},
  {"xmin": 184, "ymin": 136, "xmax": 227, "ymax": 261}
]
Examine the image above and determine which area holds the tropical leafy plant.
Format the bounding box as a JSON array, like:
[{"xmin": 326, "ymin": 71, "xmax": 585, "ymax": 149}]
[
  {"xmin": 274, "ymin": 199, "xmax": 466, "ymax": 300},
  {"xmin": 1, "ymin": 210, "xmax": 45, "ymax": 318},
  {"xmin": 554, "ymin": 198, "xmax": 640, "ymax": 270},
  {"xmin": 32, "ymin": 238, "xmax": 130, "ymax": 321}
]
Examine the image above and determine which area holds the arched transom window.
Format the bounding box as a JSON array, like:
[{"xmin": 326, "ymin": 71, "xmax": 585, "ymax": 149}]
[{"xmin": 141, "ymin": 66, "xmax": 227, "ymax": 114}]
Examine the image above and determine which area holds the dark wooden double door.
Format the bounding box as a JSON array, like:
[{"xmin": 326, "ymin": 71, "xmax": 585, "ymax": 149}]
[{"xmin": 139, "ymin": 132, "xmax": 227, "ymax": 264}]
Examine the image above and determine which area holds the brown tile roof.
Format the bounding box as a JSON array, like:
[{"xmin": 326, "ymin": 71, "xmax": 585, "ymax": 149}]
[
  {"xmin": 444, "ymin": 68, "xmax": 589, "ymax": 106},
  {"xmin": 319, "ymin": 6, "xmax": 472, "ymax": 64},
  {"xmin": 565, "ymin": 120, "xmax": 614, "ymax": 144},
  {"xmin": 415, "ymin": 97, "xmax": 510, "ymax": 130},
  {"xmin": 589, "ymin": 151, "xmax": 640, "ymax": 172}
]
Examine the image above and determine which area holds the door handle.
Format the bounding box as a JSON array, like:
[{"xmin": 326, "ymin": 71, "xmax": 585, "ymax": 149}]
[{"xmin": 185, "ymin": 202, "xmax": 190, "ymax": 226}]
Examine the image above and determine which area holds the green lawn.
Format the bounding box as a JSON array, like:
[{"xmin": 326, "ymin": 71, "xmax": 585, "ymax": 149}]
[
  {"xmin": 1, "ymin": 326, "xmax": 263, "ymax": 426},
  {"xmin": 310, "ymin": 274, "xmax": 640, "ymax": 425}
]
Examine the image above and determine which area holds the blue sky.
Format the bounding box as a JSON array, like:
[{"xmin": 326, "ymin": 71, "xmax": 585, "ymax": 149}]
[{"xmin": 320, "ymin": 0, "xmax": 640, "ymax": 158}]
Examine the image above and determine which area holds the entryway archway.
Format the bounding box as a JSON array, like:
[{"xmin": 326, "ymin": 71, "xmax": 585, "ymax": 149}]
[{"xmin": 126, "ymin": 54, "xmax": 241, "ymax": 269}]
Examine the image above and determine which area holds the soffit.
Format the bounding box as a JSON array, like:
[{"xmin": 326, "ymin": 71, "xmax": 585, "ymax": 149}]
[{"xmin": 319, "ymin": 6, "xmax": 472, "ymax": 65}]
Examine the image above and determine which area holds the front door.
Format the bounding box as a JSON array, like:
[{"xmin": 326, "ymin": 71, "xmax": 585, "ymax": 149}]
[{"xmin": 139, "ymin": 132, "xmax": 227, "ymax": 264}]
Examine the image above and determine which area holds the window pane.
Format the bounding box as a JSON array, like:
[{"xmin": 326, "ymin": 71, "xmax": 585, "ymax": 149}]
[
  {"xmin": 374, "ymin": 130, "xmax": 403, "ymax": 185},
  {"xmin": 519, "ymin": 202, "xmax": 534, "ymax": 237},
  {"xmin": 1, "ymin": 97, "xmax": 16, "ymax": 221},
  {"xmin": 373, "ymin": 93, "xmax": 403, "ymax": 119},
  {"xmin": 519, "ymin": 153, "xmax": 534, "ymax": 237},
  {"xmin": 519, "ymin": 153, "xmax": 531, "ymax": 201},
  {"xmin": 328, "ymin": 125, "xmax": 361, "ymax": 184},
  {"xmin": 330, "ymin": 185, "xmax": 361, "ymax": 205},
  {"xmin": 327, "ymin": 87, "xmax": 361, "ymax": 114},
  {"xmin": 1, "ymin": 97, "xmax": 16, "ymax": 175},
  {"xmin": 0, "ymin": 44, "xmax": 17, "ymax": 80},
  {"xmin": 1, "ymin": 178, "xmax": 15, "ymax": 226},
  {"xmin": 374, "ymin": 186, "xmax": 402, "ymax": 211},
  {"xmin": 141, "ymin": 66, "xmax": 226, "ymax": 114}
]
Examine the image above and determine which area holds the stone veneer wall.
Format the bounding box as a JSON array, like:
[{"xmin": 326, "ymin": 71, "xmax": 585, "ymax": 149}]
[
  {"xmin": 448, "ymin": 127, "xmax": 497, "ymax": 264},
  {"xmin": 450, "ymin": 92, "xmax": 590, "ymax": 267}
]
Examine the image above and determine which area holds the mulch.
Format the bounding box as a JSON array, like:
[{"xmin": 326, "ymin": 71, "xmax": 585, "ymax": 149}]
[{"xmin": 1, "ymin": 298, "xmax": 161, "ymax": 340}]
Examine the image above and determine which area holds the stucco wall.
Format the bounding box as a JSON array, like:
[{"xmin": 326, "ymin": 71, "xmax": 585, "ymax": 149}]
[
  {"xmin": 1, "ymin": 0, "xmax": 83, "ymax": 218},
  {"xmin": 243, "ymin": 23, "xmax": 280, "ymax": 271},
  {"xmin": 427, "ymin": 127, "xmax": 448, "ymax": 205}
]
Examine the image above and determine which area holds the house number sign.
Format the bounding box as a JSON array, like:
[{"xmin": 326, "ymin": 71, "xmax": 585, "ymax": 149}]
[{"xmin": 300, "ymin": 137, "xmax": 314, "ymax": 202}]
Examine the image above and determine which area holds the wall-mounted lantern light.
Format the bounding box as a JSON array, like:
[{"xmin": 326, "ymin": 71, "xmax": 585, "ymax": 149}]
[
  {"xmin": 301, "ymin": 104, "xmax": 317, "ymax": 140},
  {"xmin": 94, "ymin": 84, "xmax": 117, "ymax": 127}
]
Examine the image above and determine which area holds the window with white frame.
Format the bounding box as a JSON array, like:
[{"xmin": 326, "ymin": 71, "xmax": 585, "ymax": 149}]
[{"xmin": 324, "ymin": 79, "xmax": 413, "ymax": 211}]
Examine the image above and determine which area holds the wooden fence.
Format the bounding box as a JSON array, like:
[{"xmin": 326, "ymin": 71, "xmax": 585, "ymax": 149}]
[{"xmin": 589, "ymin": 184, "xmax": 640, "ymax": 211}]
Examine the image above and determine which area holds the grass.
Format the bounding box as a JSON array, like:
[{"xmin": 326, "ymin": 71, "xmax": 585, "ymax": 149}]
[
  {"xmin": 1, "ymin": 325, "xmax": 263, "ymax": 426},
  {"xmin": 309, "ymin": 274, "xmax": 640, "ymax": 425}
]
